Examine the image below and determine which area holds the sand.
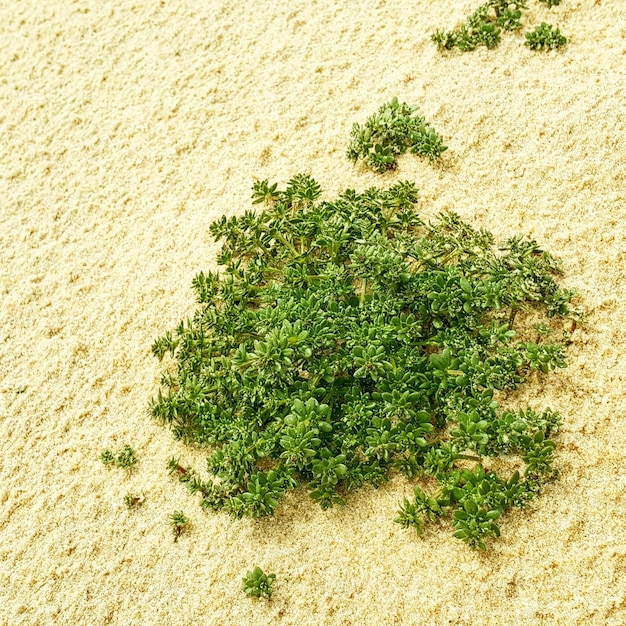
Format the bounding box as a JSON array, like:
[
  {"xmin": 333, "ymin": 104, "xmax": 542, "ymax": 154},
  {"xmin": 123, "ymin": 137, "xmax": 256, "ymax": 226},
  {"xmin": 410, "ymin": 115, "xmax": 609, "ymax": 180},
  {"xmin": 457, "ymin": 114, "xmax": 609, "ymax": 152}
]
[{"xmin": 1, "ymin": 1, "xmax": 625, "ymax": 624}]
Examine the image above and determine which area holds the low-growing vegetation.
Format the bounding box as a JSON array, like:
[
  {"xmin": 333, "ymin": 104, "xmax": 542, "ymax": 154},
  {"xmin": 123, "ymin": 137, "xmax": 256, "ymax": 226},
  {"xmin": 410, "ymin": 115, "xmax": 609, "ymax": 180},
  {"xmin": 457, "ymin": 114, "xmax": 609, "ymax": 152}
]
[
  {"xmin": 525, "ymin": 22, "xmax": 567, "ymax": 50},
  {"xmin": 432, "ymin": 1, "xmax": 527, "ymax": 52},
  {"xmin": 242, "ymin": 567, "xmax": 276, "ymax": 599},
  {"xmin": 100, "ymin": 445, "xmax": 138, "ymax": 470},
  {"xmin": 168, "ymin": 510, "xmax": 190, "ymax": 542},
  {"xmin": 150, "ymin": 175, "xmax": 579, "ymax": 549},
  {"xmin": 432, "ymin": 0, "xmax": 567, "ymax": 53},
  {"xmin": 124, "ymin": 492, "xmax": 145, "ymax": 510},
  {"xmin": 347, "ymin": 98, "xmax": 447, "ymax": 172}
]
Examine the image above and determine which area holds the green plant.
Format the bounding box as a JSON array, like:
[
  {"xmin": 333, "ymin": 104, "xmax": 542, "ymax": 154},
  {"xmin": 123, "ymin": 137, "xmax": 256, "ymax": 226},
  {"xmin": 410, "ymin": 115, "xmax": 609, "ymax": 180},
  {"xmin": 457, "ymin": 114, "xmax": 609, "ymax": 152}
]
[
  {"xmin": 124, "ymin": 492, "xmax": 145, "ymax": 509},
  {"xmin": 347, "ymin": 97, "xmax": 447, "ymax": 172},
  {"xmin": 243, "ymin": 566, "xmax": 276, "ymax": 599},
  {"xmin": 150, "ymin": 175, "xmax": 579, "ymax": 548},
  {"xmin": 525, "ymin": 22, "xmax": 567, "ymax": 50},
  {"xmin": 539, "ymin": 0, "xmax": 561, "ymax": 7},
  {"xmin": 432, "ymin": 1, "xmax": 527, "ymax": 52},
  {"xmin": 168, "ymin": 510, "xmax": 189, "ymax": 542},
  {"xmin": 100, "ymin": 445, "xmax": 138, "ymax": 470}
]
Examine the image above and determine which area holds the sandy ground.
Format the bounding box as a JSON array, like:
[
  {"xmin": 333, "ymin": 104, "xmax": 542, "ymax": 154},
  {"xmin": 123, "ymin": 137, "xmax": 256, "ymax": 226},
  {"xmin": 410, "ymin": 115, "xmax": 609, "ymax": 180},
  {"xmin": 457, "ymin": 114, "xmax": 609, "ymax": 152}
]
[{"xmin": 1, "ymin": 1, "xmax": 625, "ymax": 624}]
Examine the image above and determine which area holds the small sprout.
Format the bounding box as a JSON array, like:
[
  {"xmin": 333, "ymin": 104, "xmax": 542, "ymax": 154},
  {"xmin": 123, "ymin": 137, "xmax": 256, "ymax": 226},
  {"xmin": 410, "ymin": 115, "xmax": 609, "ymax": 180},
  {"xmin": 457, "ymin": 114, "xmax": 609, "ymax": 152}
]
[
  {"xmin": 534, "ymin": 322, "xmax": 553, "ymax": 337},
  {"xmin": 168, "ymin": 510, "xmax": 189, "ymax": 542},
  {"xmin": 116, "ymin": 445, "xmax": 138, "ymax": 469},
  {"xmin": 242, "ymin": 566, "xmax": 276, "ymax": 599},
  {"xmin": 167, "ymin": 456, "xmax": 196, "ymax": 486},
  {"xmin": 394, "ymin": 498, "xmax": 424, "ymax": 535},
  {"xmin": 525, "ymin": 23, "xmax": 567, "ymax": 50},
  {"xmin": 100, "ymin": 449, "xmax": 116, "ymax": 466},
  {"xmin": 124, "ymin": 493, "xmax": 145, "ymax": 509},
  {"xmin": 167, "ymin": 456, "xmax": 189, "ymax": 476},
  {"xmin": 100, "ymin": 445, "xmax": 138, "ymax": 470}
]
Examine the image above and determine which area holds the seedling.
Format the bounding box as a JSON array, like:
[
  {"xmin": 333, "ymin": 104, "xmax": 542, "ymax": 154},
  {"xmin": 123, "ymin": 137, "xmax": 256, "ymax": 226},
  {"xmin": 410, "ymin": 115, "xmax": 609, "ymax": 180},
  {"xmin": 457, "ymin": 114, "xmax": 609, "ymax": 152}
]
[
  {"xmin": 347, "ymin": 97, "xmax": 447, "ymax": 172},
  {"xmin": 100, "ymin": 445, "xmax": 138, "ymax": 470},
  {"xmin": 150, "ymin": 175, "xmax": 579, "ymax": 548},
  {"xmin": 167, "ymin": 456, "xmax": 190, "ymax": 478},
  {"xmin": 168, "ymin": 510, "xmax": 189, "ymax": 542},
  {"xmin": 525, "ymin": 23, "xmax": 567, "ymax": 50},
  {"xmin": 124, "ymin": 492, "xmax": 145, "ymax": 509},
  {"xmin": 242, "ymin": 567, "xmax": 276, "ymax": 599}
]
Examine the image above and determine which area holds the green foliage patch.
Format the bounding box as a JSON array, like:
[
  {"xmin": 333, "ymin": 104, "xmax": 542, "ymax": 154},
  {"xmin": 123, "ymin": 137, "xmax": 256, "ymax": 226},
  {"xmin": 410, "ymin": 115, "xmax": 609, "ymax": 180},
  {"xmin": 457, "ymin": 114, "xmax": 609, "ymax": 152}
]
[
  {"xmin": 150, "ymin": 175, "xmax": 578, "ymax": 549},
  {"xmin": 525, "ymin": 22, "xmax": 567, "ymax": 50},
  {"xmin": 100, "ymin": 445, "xmax": 138, "ymax": 470},
  {"xmin": 347, "ymin": 97, "xmax": 447, "ymax": 172},
  {"xmin": 432, "ymin": 1, "xmax": 527, "ymax": 52},
  {"xmin": 432, "ymin": 0, "xmax": 567, "ymax": 53},
  {"xmin": 243, "ymin": 566, "xmax": 276, "ymax": 599}
]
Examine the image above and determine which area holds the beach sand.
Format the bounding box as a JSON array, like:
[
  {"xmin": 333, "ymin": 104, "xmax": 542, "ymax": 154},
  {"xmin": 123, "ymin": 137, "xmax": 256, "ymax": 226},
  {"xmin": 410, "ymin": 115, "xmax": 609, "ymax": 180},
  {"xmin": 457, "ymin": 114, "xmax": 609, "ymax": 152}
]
[{"xmin": 1, "ymin": 1, "xmax": 625, "ymax": 624}]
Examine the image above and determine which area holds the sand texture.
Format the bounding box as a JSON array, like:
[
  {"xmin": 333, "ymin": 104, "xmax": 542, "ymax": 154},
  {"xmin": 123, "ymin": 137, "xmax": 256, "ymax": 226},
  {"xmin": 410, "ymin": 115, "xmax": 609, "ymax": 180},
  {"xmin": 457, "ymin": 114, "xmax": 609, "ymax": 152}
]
[{"xmin": 1, "ymin": 1, "xmax": 626, "ymax": 624}]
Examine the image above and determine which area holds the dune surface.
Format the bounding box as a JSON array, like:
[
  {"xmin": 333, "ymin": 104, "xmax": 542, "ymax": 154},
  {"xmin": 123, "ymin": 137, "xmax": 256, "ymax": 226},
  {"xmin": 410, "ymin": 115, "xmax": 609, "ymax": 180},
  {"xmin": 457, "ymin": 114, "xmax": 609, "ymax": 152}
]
[{"xmin": 1, "ymin": 1, "xmax": 625, "ymax": 624}]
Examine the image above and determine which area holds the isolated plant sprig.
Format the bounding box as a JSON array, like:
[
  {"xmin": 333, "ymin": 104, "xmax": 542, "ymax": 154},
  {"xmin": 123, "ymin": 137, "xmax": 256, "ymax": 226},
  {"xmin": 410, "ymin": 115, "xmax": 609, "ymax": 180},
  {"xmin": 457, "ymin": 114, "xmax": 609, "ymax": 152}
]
[
  {"xmin": 243, "ymin": 567, "xmax": 276, "ymax": 599},
  {"xmin": 347, "ymin": 98, "xmax": 447, "ymax": 172},
  {"xmin": 168, "ymin": 510, "xmax": 189, "ymax": 542},
  {"xmin": 100, "ymin": 445, "xmax": 138, "ymax": 470},
  {"xmin": 525, "ymin": 23, "xmax": 567, "ymax": 50},
  {"xmin": 150, "ymin": 175, "xmax": 578, "ymax": 549},
  {"xmin": 124, "ymin": 492, "xmax": 145, "ymax": 509}
]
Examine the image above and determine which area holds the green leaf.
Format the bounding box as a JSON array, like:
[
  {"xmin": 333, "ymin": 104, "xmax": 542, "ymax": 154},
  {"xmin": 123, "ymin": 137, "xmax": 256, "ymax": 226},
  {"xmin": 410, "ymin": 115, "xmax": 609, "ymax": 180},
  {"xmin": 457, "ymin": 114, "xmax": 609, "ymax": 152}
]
[{"xmin": 464, "ymin": 499, "xmax": 478, "ymax": 515}]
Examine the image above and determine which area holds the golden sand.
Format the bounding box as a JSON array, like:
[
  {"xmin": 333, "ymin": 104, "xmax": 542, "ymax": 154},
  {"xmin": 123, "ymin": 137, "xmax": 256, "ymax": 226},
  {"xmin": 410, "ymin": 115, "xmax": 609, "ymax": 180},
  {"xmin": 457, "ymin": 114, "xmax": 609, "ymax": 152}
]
[{"xmin": 1, "ymin": 1, "xmax": 625, "ymax": 624}]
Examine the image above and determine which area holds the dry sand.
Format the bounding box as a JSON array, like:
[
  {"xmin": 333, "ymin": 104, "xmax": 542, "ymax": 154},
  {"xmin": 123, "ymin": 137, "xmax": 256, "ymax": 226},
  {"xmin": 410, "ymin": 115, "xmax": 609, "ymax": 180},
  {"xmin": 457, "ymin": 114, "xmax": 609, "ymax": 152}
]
[{"xmin": 1, "ymin": 1, "xmax": 625, "ymax": 624}]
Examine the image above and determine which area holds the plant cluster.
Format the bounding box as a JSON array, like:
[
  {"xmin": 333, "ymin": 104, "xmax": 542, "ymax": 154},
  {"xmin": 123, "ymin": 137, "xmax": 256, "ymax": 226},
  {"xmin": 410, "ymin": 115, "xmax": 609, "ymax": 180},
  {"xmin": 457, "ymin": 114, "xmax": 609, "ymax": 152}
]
[
  {"xmin": 432, "ymin": 1, "xmax": 528, "ymax": 52},
  {"xmin": 100, "ymin": 445, "xmax": 138, "ymax": 470},
  {"xmin": 525, "ymin": 22, "xmax": 567, "ymax": 50},
  {"xmin": 347, "ymin": 97, "xmax": 447, "ymax": 172},
  {"xmin": 395, "ymin": 422, "xmax": 558, "ymax": 549},
  {"xmin": 432, "ymin": 0, "xmax": 566, "ymax": 53},
  {"xmin": 242, "ymin": 566, "xmax": 276, "ymax": 599},
  {"xmin": 150, "ymin": 174, "xmax": 578, "ymax": 548}
]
